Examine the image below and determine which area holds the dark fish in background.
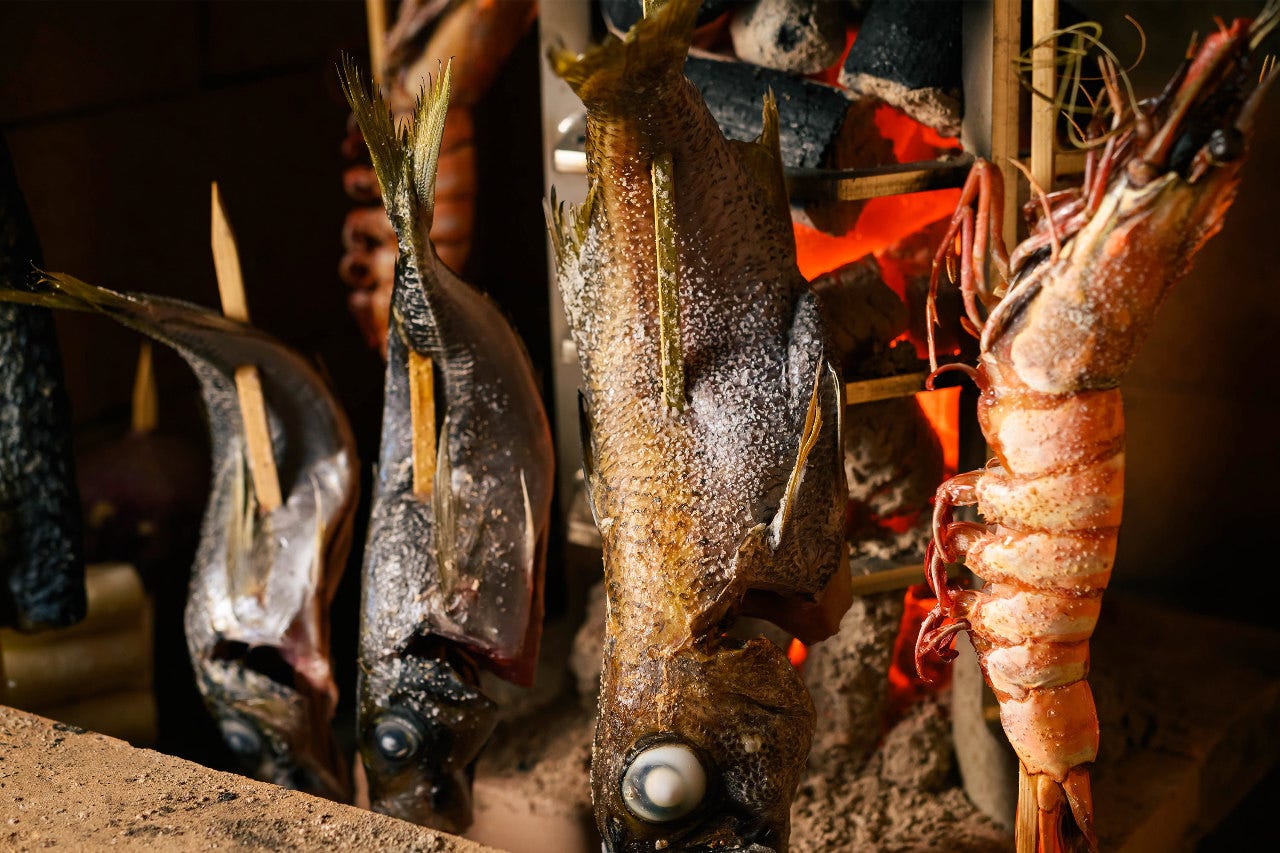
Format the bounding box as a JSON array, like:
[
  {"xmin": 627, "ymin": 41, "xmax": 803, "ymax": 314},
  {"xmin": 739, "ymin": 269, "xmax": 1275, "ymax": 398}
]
[
  {"xmin": 0, "ymin": 274, "xmax": 357, "ymax": 801},
  {"xmin": 548, "ymin": 1, "xmax": 849, "ymax": 850},
  {"xmin": 341, "ymin": 61, "xmax": 555, "ymax": 833},
  {"xmin": 0, "ymin": 135, "xmax": 85, "ymax": 631}
]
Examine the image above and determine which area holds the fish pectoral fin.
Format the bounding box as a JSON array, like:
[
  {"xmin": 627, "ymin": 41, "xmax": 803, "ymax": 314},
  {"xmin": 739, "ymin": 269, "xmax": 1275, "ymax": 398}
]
[
  {"xmin": 546, "ymin": 185, "xmax": 598, "ymax": 269},
  {"xmin": 431, "ymin": 416, "xmax": 460, "ymax": 597},
  {"xmin": 767, "ymin": 360, "xmax": 827, "ymax": 550},
  {"xmin": 724, "ymin": 522, "xmax": 771, "ymax": 609},
  {"xmin": 519, "ymin": 469, "xmax": 537, "ymax": 584}
]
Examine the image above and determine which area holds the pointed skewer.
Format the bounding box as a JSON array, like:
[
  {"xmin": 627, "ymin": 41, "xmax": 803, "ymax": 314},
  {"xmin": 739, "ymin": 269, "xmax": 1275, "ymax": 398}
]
[
  {"xmin": 210, "ymin": 182, "xmax": 283, "ymax": 514},
  {"xmin": 364, "ymin": 0, "xmax": 389, "ymax": 85},
  {"xmin": 130, "ymin": 342, "xmax": 157, "ymax": 435}
]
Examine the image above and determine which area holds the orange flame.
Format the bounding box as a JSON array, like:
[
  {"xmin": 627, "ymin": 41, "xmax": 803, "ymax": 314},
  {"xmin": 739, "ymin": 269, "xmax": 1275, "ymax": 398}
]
[{"xmin": 787, "ymin": 637, "xmax": 808, "ymax": 669}]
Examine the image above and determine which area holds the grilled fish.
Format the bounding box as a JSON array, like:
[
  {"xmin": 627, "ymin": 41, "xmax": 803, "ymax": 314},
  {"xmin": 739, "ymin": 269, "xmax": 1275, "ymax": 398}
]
[
  {"xmin": 548, "ymin": 1, "xmax": 850, "ymax": 850},
  {"xmin": 0, "ymin": 136, "xmax": 85, "ymax": 630},
  {"xmin": 341, "ymin": 62, "xmax": 555, "ymax": 832},
  {"xmin": 0, "ymin": 274, "xmax": 356, "ymax": 801}
]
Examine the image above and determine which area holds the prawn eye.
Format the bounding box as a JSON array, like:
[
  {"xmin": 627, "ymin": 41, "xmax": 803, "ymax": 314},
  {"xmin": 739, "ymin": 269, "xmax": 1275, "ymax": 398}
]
[
  {"xmin": 620, "ymin": 741, "xmax": 707, "ymax": 823},
  {"xmin": 371, "ymin": 714, "xmax": 422, "ymax": 764},
  {"xmin": 220, "ymin": 717, "xmax": 262, "ymax": 757},
  {"xmin": 1208, "ymin": 127, "xmax": 1244, "ymax": 163}
]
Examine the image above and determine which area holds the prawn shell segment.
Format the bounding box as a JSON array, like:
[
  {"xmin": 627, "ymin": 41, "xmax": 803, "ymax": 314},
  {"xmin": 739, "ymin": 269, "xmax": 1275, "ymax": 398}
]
[
  {"xmin": 968, "ymin": 586, "xmax": 1101, "ymax": 648},
  {"xmin": 966, "ymin": 530, "xmax": 1115, "ymax": 594},
  {"xmin": 979, "ymin": 378, "xmax": 1125, "ymax": 475},
  {"xmin": 976, "ymin": 455, "xmax": 1124, "ymax": 533},
  {"xmin": 982, "ymin": 641, "xmax": 1090, "ymax": 699},
  {"xmin": 998, "ymin": 680, "xmax": 1100, "ymax": 782}
]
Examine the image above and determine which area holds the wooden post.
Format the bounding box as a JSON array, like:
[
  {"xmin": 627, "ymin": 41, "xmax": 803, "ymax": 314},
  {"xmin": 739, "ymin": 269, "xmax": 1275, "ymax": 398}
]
[
  {"xmin": 990, "ymin": 0, "xmax": 1022, "ymax": 249},
  {"xmin": 210, "ymin": 183, "xmax": 283, "ymax": 514},
  {"xmin": 1030, "ymin": 0, "xmax": 1059, "ymax": 191}
]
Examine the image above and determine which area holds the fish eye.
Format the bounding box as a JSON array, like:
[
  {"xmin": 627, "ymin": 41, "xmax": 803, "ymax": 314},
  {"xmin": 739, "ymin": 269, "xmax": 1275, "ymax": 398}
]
[
  {"xmin": 371, "ymin": 713, "xmax": 423, "ymax": 764},
  {"xmin": 620, "ymin": 741, "xmax": 707, "ymax": 823},
  {"xmin": 219, "ymin": 717, "xmax": 262, "ymax": 757},
  {"xmin": 1208, "ymin": 127, "xmax": 1244, "ymax": 163}
]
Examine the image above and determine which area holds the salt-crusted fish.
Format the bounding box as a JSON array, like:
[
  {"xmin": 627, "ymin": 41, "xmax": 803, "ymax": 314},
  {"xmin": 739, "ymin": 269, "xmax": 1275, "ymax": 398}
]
[
  {"xmin": 341, "ymin": 61, "xmax": 555, "ymax": 832},
  {"xmin": 0, "ymin": 274, "xmax": 356, "ymax": 801},
  {"xmin": 548, "ymin": 1, "xmax": 850, "ymax": 850}
]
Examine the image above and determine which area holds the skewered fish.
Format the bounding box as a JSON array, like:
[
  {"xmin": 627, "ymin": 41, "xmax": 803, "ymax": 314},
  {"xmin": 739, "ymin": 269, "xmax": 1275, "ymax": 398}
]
[
  {"xmin": 548, "ymin": 1, "xmax": 849, "ymax": 849},
  {"xmin": 342, "ymin": 60, "xmax": 555, "ymax": 832},
  {"xmin": 0, "ymin": 274, "xmax": 357, "ymax": 801}
]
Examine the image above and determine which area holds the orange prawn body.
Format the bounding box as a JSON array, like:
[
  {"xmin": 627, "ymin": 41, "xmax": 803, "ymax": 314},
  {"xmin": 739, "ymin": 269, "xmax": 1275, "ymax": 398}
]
[{"xmin": 918, "ymin": 12, "xmax": 1274, "ymax": 851}]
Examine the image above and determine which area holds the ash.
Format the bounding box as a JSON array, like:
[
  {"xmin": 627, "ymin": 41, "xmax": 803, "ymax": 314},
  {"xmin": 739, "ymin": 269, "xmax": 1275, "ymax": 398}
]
[{"xmin": 792, "ymin": 695, "xmax": 1007, "ymax": 851}]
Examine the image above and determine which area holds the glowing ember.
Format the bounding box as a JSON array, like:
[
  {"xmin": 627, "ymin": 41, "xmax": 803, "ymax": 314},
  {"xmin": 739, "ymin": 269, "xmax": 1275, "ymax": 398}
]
[
  {"xmin": 787, "ymin": 638, "xmax": 808, "ymax": 669},
  {"xmin": 887, "ymin": 583, "xmax": 952, "ymax": 720},
  {"xmin": 915, "ymin": 387, "xmax": 960, "ymax": 474},
  {"xmin": 794, "ymin": 104, "xmax": 961, "ymax": 281}
]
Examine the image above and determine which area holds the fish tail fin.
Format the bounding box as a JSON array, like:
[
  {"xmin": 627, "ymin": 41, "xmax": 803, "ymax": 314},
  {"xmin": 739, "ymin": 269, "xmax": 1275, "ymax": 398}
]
[
  {"xmin": 548, "ymin": 0, "xmax": 698, "ymax": 108},
  {"xmin": 338, "ymin": 55, "xmax": 451, "ymax": 241},
  {"xmin": 0, "ymin": 270, "xmax": 132, "ymax": 314}
]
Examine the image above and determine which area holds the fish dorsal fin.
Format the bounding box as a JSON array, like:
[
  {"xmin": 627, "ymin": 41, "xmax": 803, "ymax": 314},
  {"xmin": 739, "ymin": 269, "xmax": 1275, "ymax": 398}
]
[
  {"xmin": 338, "ymin": 56, "xmax": 451, "ymax": 249},
  {"xmin": 728, "ymin": 91, "xmax": 792, "ymax": 232}
]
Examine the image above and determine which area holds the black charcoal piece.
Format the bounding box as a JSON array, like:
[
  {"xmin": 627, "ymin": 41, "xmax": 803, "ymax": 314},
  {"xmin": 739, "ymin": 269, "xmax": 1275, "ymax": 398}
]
[
  {"xmin": 729, "ymin": 0, "xmax": 847, "ymax": 75},
  {"xmin": 840, "ymin": 0, "xmax": 962, "ymax": 136},
  {"xmin": 0, "ymin": 135, "xmax": 86, "ymax": 630},
  {"xmin": 685, "ymin": 55, "xmax": 854, "ymax": 170},
  {"xmin": 601, "ymin": 0, "xmax": 743, "ymax": 33}
]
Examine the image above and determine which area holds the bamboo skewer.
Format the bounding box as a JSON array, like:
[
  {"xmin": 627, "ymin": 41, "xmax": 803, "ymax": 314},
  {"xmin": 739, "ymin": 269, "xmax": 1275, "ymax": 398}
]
[
  {"xmin": 409, "ymin": 351, "xmax": 438, "ymax": 497},
  {"xmin": 364, "ymin": 0, "xmax": 389, "ymax": 85},
  {"xmin": 130, "ymin": 342, "xmax": 157, "ymax": 434},
  {"xmin": 210, "ymin": 183, "xmax": 283, "ymax": 514}
]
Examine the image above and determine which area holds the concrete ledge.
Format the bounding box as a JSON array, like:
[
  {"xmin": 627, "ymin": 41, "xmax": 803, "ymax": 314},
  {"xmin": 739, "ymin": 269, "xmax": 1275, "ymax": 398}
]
[{"xmin": 0, "ymin": 706, "xmax": 496, "ymax": 851}]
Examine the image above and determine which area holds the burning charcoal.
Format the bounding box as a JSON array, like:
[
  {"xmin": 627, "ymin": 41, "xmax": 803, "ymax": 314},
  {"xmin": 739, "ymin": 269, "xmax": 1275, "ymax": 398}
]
[
  {"xmin": 844, "ymin": 398, "xmax": 943, "ymax": 562},
  {"xmin": 0, "ymin": 136, "xmax": 85, "ymax": 631},
  {"xmin": 840, "ymin": 0, "xmax": 963, "ymax": 136},
  {"xmin": 728, "ymin": 0, "xmax": 846, "ymax": 75},
  {"xmin": 600, "ymin": 0, "xmax": 742, "ymax": 33},
  {"xmin": 686, "ymin": 56, "xmax": 894, "ymax": 233},
  {"xmin": 810, "ymin": 256, "xmax": 907, "ymax": 378},
  {"xmin": 686, "ymin": 55, "xmax": 860, "ymax": 169}
]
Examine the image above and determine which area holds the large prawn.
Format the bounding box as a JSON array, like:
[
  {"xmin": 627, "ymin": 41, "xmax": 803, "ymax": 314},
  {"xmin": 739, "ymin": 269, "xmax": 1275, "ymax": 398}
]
[{"xmin": 915, "ymin": 9, "xmax": 1278, "ymax": 851}]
